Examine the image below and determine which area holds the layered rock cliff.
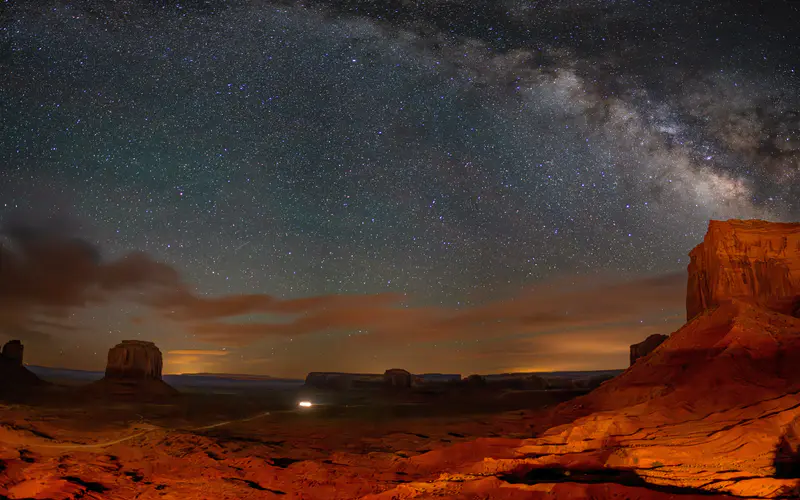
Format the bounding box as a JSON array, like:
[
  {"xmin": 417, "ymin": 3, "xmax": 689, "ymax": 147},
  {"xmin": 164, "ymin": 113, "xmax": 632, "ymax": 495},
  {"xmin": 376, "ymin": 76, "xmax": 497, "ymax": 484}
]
[
  {"xmin": 686, "ymin": 219, "xmax": 800, "ymax": 320},
  {"xmin": 104, "ymin": 340, "xmax": 163, "ymax": 380}
]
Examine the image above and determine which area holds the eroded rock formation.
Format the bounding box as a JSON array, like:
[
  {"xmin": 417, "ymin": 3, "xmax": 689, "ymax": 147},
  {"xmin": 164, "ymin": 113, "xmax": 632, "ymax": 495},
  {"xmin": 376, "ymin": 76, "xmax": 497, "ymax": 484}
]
[
  {"xmin": 1, "ymin": 340, "xmax": 23, "ymax": 366},
  {"xmin": 104, "ymin": 340, "xmax": 163, "ymax": 380},
  {"xmin": 384, "ymin": 368, "xmax": 412, "ymax": 388},
  {"xmin": 88, "ymin": 340, "xmax": 176, "ymax": 399},
  {"xmin": 629, "ymin": 333, "xmax": 668, "ymax": 365},
  {"xmin": 0, "ymin": 340, "xmax": 44, "ymax": 394},
  {"xmin": 686, "ymin": 219, "xmax": 800, "ymax": 320}
]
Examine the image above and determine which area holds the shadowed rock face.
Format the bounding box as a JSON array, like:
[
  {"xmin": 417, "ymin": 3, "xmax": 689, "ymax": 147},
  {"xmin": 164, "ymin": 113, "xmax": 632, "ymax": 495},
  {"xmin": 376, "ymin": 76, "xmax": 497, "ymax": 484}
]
[
  {"xmin": 87, "ymin": 340, "xmax": 176, "ymax": 400},
  {"xmin": 629, "ymin": 334, "xmax": 668, "ymax": 366},
  {"xmin": 0, "ymin": 340, "xmax": 44, "ymax": 394},
  {"xmin": 384, "ymin": 368, "xmax": 412, "ymax": 388},
  {"xmin": 687, "ymin": 219, "xmax": 800, "ymax": 320},
  {"xmin": 1, "ymin": 340, "xmax": 24, "ymax": 366},
  {"xmin": 104, "ymin": 340, "xmax": 163, "ymax": 380}
]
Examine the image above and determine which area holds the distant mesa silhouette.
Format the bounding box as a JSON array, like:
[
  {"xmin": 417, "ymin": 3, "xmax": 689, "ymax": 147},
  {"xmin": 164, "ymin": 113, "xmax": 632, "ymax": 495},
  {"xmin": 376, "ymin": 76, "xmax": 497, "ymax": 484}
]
[
  {"xmin": 304, "ymin": 371, "xmax": 384, "ymax": 391},
  {"xmin": 383, "ymin": 368, "xmax": 412, "ymax": 388},
  {"xmin": 2, "ymin": 339, "xmax": 24, "ymax": 366},
  {"xmin": 305, "ymin": 370, "xmax": 464, "ymax": 391},
  {"xmin": 0, "ymin": 339, "xmax": 46, "ymax": 396}
]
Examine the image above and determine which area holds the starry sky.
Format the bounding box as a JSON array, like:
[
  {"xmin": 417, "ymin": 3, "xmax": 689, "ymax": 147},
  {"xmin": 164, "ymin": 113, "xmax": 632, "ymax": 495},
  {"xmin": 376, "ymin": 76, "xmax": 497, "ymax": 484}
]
[{"xmin": 1, "ymin": 0, "xmax": 798, "ymax": 378}]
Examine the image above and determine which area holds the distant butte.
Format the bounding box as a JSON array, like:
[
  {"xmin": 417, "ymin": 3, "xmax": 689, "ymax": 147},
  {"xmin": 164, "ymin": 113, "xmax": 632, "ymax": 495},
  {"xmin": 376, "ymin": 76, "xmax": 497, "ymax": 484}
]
[
  {"xmin": 86, "ymin": 340, "xmax": 178, "ymax": 400},
  {"xmin": 104, "ymin": 340, "xmax": 164, "ymax": 380},
  {"xmin": 0, "ymin": 339, "xmax": 45, "ymax": 396}
]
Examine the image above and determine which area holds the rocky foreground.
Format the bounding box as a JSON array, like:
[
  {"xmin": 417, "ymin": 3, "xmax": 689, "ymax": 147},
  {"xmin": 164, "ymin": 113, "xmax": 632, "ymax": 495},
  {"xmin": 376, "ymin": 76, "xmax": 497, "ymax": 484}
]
[{"xmin": 2, "ymin": 219, "xmax": 800, "ymax": 499}]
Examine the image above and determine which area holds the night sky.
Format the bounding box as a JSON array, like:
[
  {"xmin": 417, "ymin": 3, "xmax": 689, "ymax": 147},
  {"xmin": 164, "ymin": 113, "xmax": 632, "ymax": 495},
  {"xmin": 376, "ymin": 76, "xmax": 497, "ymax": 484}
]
[{"xmin": 1, "ymin": 0, "xmax": 798, "ymax": 377}]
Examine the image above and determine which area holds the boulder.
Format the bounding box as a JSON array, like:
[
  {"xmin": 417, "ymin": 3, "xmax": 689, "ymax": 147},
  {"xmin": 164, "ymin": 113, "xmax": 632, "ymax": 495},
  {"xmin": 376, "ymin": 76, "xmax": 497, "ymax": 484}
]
[
  {"xmin": 686, "ymin": 219, "xmax": 800, "ymax": 320},
  {"xmin": 104, "ymin": 340, "xmax": 163, "ymax": 380},
  {"xmin": 1, "ymin": 340, "xmax": 24, "ymax": 366},
  {"xmin": 629, "ymin": 333, "xmax": 668, "ymax": 365}
]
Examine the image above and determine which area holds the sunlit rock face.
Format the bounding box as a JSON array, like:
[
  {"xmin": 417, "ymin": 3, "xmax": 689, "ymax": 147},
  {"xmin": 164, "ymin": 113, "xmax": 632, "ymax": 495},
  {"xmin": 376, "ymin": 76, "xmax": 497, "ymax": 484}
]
[
  {"xmin": 104, "ymin": 340, "xmax": 163, "ymax": 380},
  {"xmin": 687, "ymin": 219, "xmax": 800, "ymax": 320},
  {"xmin": 629, "ymin": 334, "xmax": 668, "ymax": 366}
]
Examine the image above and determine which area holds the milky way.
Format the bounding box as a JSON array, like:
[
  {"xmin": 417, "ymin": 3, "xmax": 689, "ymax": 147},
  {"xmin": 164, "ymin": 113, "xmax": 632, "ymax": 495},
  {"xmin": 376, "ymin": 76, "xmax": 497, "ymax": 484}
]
[{"xmin": 1, "ymin": 0, "xmax": 798, "ymax": 376}]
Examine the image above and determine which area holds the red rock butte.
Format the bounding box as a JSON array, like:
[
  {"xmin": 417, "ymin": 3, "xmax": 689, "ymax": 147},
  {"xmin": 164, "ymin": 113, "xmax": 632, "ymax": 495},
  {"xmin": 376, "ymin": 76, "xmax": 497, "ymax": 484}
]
[
  {"xmin": 86, "ymin": 340, "xmax": 177, "ymax": 399},
  {"xmin": 104, "ymin": 340, "xmax": 164, "ymax": 380},
  {"xmin": 687, "ymin": 219, "xmax": 800, "ymax": 320}
]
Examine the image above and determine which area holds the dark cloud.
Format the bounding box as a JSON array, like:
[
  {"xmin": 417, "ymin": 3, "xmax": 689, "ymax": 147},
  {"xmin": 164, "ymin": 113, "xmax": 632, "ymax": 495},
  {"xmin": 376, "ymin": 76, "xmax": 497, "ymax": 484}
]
[{"xmin": 0, "ymin": 218, "xmax": 405, "ymax": 341}]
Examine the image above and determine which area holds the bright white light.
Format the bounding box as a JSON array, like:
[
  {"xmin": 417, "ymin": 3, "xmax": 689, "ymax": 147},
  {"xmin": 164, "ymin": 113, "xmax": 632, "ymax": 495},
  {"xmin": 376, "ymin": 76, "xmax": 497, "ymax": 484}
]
[{"xmin": 298, "ymin": 401, "xmax": 313, "ymax": 408}]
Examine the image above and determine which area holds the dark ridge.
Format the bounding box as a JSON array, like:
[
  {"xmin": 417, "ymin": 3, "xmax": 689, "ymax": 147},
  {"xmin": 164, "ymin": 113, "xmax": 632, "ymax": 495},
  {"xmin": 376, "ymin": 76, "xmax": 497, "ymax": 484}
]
[
  {"xmin": 62, "ymin": 476, "xmax": 109, "ymax": 493},
  {"xmin": 270, "ymin": 457, "xmax": 303, "ymax": 469},
  {"xmin": 225, "ymin": 477, "xmax": 286, "ymax": 494},
  {"xmin": 448, "ymin": 432, "xmax": 466, "ymax": 438},
  {"xmin": 124, "ymin": 471, "xmax": 144, "ymax": 482},
  {"xmin": 498, "ymin": 467, "xmax": 735, "ymax": 496},
  {"xmin": 263, "ymin": 440, "xmax": 286, "ymax": 447},
  {"xmin": 17, "ymin": 449, "xmax": 35, "ymax": 464},
  {"xmin": 3, "ymin": 424, "xmax": 54, "ymax": 441},
  {"xmin": 202, "ymin": 432, "xmax": 283, "ymax": 447},
  {"xmin": 774, "ymin": 429, "xmax": 800, "ymax": 479},
  {"xmin": 225, "ymin": 477, "xmax": 265, "ymax": 490}
]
